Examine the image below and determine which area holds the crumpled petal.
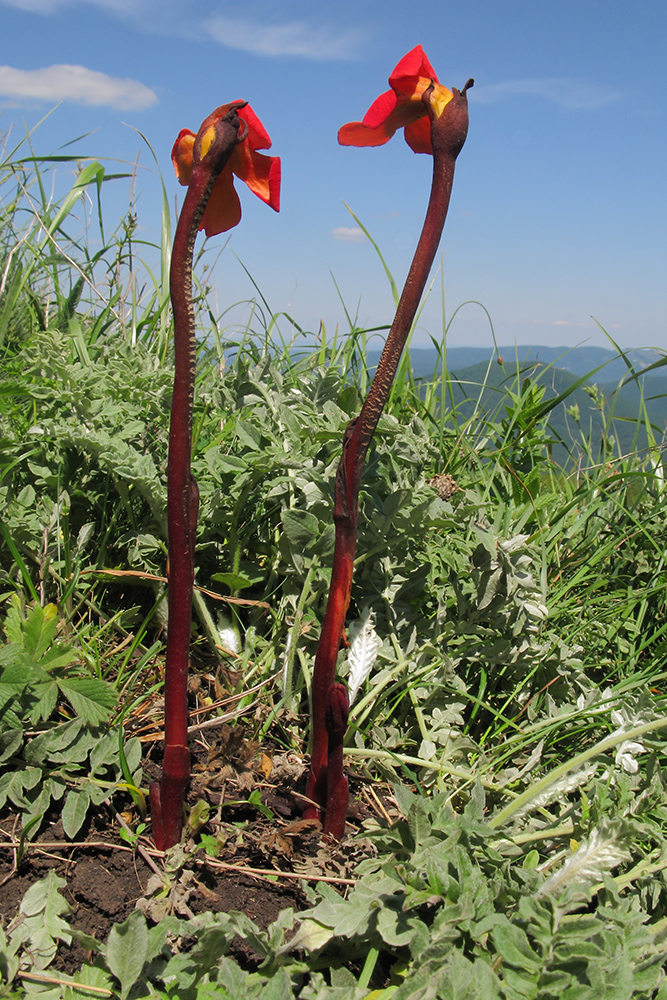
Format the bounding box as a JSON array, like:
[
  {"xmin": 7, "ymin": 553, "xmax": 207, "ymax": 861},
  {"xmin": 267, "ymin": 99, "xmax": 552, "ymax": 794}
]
[
  {"xmin": 338, "ymin": 120, "xmax": 393, "ymax": 147},
  {"xmin": 403, "ymin": 116, "xmax": 433, "ymax": 154},
  {"xmin": 201, "ymin": 167, "xmax": 242, "ymax": 236},
  {"xmin": 232, "ymin": 142, "xmax": 281, "ymax": 211},
  {"xmin": 362, "ymin": 88, "xmax": 399, "ymax": 129},
  {"xmin": 337, "ymin": 45, "xmax": 453, "ymax": 156},
  {"xmin": 238, "ymin": 103, "xmax": 272, "ymax": 151},
  {"xmin": 339, "ymin": 91, "xmax": 425, "ymax": 148},
  {"xmin": 388, "ymin": 45, "xmax": 439, "ymax": 98},
  {"xmin": 172, "ymin": 101, "xmax": 280, "ymax": 236},
  {"xmin": 172, "ymin": 129, "xmax": 195, "ymax": 186}
]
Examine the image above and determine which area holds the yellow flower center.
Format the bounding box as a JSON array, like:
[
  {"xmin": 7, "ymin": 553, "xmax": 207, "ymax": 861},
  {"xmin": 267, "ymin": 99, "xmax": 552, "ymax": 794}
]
[
  {"xmin": 200, "ymin": 125, "xmax": 217, "ymax": 160},
  {"xmin": 428, "ymin": 83, "xmax": 454, "ymax": 119}
]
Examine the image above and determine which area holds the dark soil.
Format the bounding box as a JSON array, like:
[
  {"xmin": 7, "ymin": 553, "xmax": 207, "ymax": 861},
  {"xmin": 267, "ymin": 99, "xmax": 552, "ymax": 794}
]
[
  {"xmin": 0, "ymin": 715, "xmax": 392, "ymax": 977},
  {"xmin": 0, "ymin": 828, "xmax": 153, "ymax": 973}
]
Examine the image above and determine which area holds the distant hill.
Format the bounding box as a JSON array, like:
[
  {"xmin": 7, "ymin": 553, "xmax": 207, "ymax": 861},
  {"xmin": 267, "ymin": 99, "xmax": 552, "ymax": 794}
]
[
  {"xmin": 444, "ymin": 361, "xmax": 654, "ymax": 463},
  {"xmin": 364, "ymin": 345, "xmax": 667, "ymax": 465},
  {"xmin": 367, "ymin": 345, "xmax": 667, "ymax": 384}
]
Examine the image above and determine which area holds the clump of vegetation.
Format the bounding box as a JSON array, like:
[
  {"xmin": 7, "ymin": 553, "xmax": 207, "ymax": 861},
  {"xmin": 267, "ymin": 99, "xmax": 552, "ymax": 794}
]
[{"xmin": 1, "ymin": 87, "xmax": 667, "ymax": 996}]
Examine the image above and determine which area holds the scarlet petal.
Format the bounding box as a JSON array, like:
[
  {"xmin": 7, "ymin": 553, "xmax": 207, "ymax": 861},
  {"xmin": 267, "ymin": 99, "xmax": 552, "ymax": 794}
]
[
  {"xmin": 339, "ymin": 47, "xmax": 442, "ymax": 150},
  {"xmin": 232, "ymin": 143, "xmax": 280, "ymax": 211},
  {"xmin": 389, "ymin": 45, "xmax": 439, "ymax": 97},
  {"xmin": 338, "ymin": 120, "xmax": 393, "ymax": 148},
  {"xmin": 238, "ymin": 103, "xmax": 273, "ymax": 151},
  {"xmin": 171, "ymin": 129, "xmax": 195, "ymax": 186},
  {"xmin": 362, "ymin": 88, "xmax": 398, "ymax": 129},
  {"xmin": 174, "ymin": 100, "xmax": 279, "ymax": 232},
  {"xmin": 266, "ymin": 155, "xmax": 281, "ymax": 211},
  {"xmin": 404, "ymin": 117, "xmax": 433, "ymax": 155},
  {"xmin": 200, "ymin": 166, "xmax": 242, "ymax": 235}
]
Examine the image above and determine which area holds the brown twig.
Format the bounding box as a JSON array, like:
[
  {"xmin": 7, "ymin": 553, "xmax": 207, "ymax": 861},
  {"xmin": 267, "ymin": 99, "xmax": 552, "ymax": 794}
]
[
  {"xmin": 200, "ymin": 857, "xmax": 356, "ymax": 885},
  {"xmin": 106, "ymin": 800, "xmax": 166, "ymax": 877},
  {"xmin": 188, "ymin": 700, "xmax": 259, "ymax": 735},
  {"xmin": 86, "ymin": 568, "xmax": 270, "ymax": 608},
  {"xmin": 0, "ymin": 839, "xmax": 138, "ymax": 852},
  {"xmin": 18, "ymin": 971, "xmax": 113, "ymax": 995}
]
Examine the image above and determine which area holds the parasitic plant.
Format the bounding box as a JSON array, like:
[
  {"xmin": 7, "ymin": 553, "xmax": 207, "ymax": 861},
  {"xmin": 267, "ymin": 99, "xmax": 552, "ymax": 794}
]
[
  {"xmin": 150, "ymin": 101, "xmax": 280, "ymax": 851},
  {"xmin": 305, "ymin": 46, "xmax": 473, "ymax": 836}
]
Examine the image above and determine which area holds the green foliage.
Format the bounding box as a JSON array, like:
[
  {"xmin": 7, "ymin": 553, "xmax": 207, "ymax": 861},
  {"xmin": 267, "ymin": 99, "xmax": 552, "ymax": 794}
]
[
  {"xmin": 106, "ymin": 910, "xmax": 149, "ymax": 1000},
  {"xmin": 6, "ymin": 774, "xmax": 667, "ymax": 997},
  {"xmin": 0, "ymin": 597, "xmax": 140, "ymax": 838},
  {"xmin": 1, "ymin": 132, "xmax": 667, "ymax": 996},
  {"xmin": 2, "ymin": 597, "xmax": 116, "ymax": 724},
  {"xmin": 0, "ymin": 869, "xmax": 73, "ymax": 993}
]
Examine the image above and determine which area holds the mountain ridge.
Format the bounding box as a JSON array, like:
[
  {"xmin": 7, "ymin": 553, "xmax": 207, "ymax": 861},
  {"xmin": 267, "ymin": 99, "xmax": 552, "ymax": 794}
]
[{"xmin": 367, "ymin": 345, "xmax": 667, "ymax": 384}]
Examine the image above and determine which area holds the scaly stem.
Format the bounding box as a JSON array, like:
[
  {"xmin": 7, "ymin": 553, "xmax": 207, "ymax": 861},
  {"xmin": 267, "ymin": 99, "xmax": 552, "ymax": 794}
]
[
  {"xmin": 305, "ymin": 82, "xmax": 473, "ymax": 836},
  {"xmin": 324, "ymin": 682, "xmax": 350, "ymax": 840},
  {"xmin": 150, "ymin": 106, "xmax": 245, "ymax": 851}
]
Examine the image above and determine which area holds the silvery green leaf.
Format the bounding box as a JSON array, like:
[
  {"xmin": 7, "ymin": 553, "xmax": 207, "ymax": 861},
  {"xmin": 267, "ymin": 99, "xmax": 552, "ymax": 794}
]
[
  {"xmin": 105, "ymin": 910, "xmax": 148, "ymax": 1000},
  {"xmin": 418, "ymin": 739, "xmax": 437, "ymax": 761},
  {"xmin": 64, "ymin": 964, "xmax": 114, "ymax": 998},
  {"xmin": 347, "ymin": 607, "xmax": 381, "ymax": 705},
  {"xmin": 498, "ymin": 534, "xmax": 530, "ymax": 555},
  {"xmin": 75, "ymin": 521, "xmax": 95, "ymax": 552},
  {"xmin": 10, "ymin": 870, "xmax": 71, "ymax": 971},
  {"xmin": 0, "ymin": 728, "xmax": 22, "ymax": 764},
  {"xmin": 537, "ymin": 826, "xmax": 630, "ymax": 898},
  {"xmin": 62, "ymin": 786, "xmax": 91, "ymax": 839}
]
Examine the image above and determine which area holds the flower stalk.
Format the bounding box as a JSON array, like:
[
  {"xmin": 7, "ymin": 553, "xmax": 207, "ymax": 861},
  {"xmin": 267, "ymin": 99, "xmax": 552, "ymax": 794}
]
[
  {"xmin": 150, "ymin": 103, "xmax": 249, "ymax": 851},
  {"xmin": 305, "ymin": 57, "xmax": 473, "ymax": 836}
]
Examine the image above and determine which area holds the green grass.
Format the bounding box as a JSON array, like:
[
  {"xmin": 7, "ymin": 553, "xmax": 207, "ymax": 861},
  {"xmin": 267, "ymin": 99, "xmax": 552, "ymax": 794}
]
[{"xmin": 1, "ymin": 133, "xmax": 667, "ymax": 998}]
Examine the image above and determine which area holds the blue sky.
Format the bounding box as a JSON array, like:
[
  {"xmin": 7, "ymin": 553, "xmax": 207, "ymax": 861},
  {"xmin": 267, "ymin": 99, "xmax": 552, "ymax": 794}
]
[{"xmin": 0, "ymin": 0, "xmax": 665, "ymax": 350}]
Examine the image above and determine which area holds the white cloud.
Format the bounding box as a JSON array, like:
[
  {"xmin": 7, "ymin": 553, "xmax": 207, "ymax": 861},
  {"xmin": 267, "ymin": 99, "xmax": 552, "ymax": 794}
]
[
  {"xmin": 552, "ymin": 320, "xmax": 598, "ymax": 328},
  {"xmin": 0, "ymin": 64, "xmax": 158, "ymax": 110},
  {"xmin": 0, "ymin": 1, "xmax": 363, "ymax": 59},
  {"xmin": 0, "ymin": 0, "xmax": 150, "ymax": 11},
  {"xmin": 0, "ymin": 0, "xmax": 188, "ymax": 25},
  {"xmin": 0, "ymin": 0, "xmax": 63, "ymax": 9},
  {"xmin": 205, "ymin": 15, "xmax": 361, "ymax": 60},
  {"xmin": 473, "ymin": 78, "xmax": 622, "ymax": 111},
  {"xmin": 332, "ymin": 226, "xmax": 366, "ymax": 243}
]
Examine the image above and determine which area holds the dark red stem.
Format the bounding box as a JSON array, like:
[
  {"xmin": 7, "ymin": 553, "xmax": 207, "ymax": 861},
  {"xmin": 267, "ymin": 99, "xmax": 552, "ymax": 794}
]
[
  {"xmin": 305, "ymin": 81, "xmax": 472, "ymax": 836},
  {"xmin": 324, "ymin": 683, "xmax": 350, "ymax": 839},
  {"xmin": 150, "ymin": 106, "xmax": 245, "ymax": 851}
]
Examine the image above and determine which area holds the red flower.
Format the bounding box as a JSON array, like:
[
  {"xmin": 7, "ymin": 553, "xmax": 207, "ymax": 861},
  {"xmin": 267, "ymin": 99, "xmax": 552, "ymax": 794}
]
[
  {"xmin": 172, "ymin": 102, "xmax": 281, "ymax": 236},
  {"xmin": 338, "ymin": 45, "xmax": 453, "ymax": 155}
]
